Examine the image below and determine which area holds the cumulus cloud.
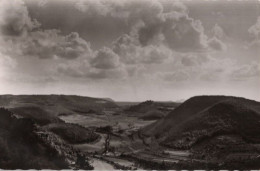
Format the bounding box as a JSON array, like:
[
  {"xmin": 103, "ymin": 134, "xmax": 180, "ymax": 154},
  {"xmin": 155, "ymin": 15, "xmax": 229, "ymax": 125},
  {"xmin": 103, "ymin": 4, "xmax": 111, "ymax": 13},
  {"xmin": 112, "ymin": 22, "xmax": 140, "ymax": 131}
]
[
  {"xmin": 174, "ymin": 53, "xmax": 236, "ymax": 82},
  {"xmin": 112, "ymin": 33, "xmax": 171, "ymax": 65},
  {"xmin": 181, "ymin": 53, "xmax": 210, "ymax": 67},
  {"xmin": 247, "ymin": 16, "xmax": 260, "ymax": 50},
  {"xmin": 134, "ymin": 11, "xmax": 209, "ymax": 52},
  {"xmin": 0, "ymin": 0, "xmax": 246, "ymax": 86},
  {"xmin": 0, "ymin": 0, "xmax": 40, "ymax": 36},
  {"xmin": 208, "ymin": 37, "xmax": 227, "ymax": 51},
  {"xmin": 23, "ymin": 31, "xmax": 92, "ymax": 59},
  {"xmin": 0, "ymin": 0, "xmax": 92, "ymax": 60},
  {"xmin": 90, "ymin": 47, "xmax": 120, "ymax": 69},
  {"xmin": 56, "ymin": 46, "xmax": 129, "ymax": 80},
  {"xmin": 57, "ymin": 59, "xmax": 91, "ymax": 78},
  {"xmin": 207, "ymin": 24, "xmax": 227, "ymax": 51},
  {"xmin": 58, "ymin": 56, "xmax": 127, "ymax": 80},
  {"xmin": 75, "ymin": 0, "xmax": 113, "ymax": 16},
  {"xmin": 248, "ymin": 16, "xmax": 260, "ymax": 39},
  {"xmin": 74, "ymin": 0, "xmax": 211, "ymax": 52},
  {"xmin": 211, "ymin": 24, "xmax": 224, "ymax": 39},
  {"xmin": 150, "ymin": 53, "xmax": 237, "ymax": 84},
  {"xmin": 141, "ymin": 45, "xmax": 171, "ymax": 64},
  {"xmin": 75, "ymin": 0, "xmax": 164, "ymax": 21},
  {"xmin": 230, "ymin": 63, "xmax": 260, "ymax": 81},
  {"xmin": 112, "ymin": 34, "xmax": 139, "ymax": 64},
  {"xmin": 161, "ymin": 16, "xmax": 208, "ymax": 51},
  {"xmin": 181, "ymin": 54, "xmax": 198, "ymax": 67}
]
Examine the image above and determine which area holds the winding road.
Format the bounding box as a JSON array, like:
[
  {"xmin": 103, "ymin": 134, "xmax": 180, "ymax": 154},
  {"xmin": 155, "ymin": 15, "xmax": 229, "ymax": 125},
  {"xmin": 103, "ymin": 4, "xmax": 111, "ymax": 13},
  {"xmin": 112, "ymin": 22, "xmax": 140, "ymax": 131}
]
[{"xmin": 91, "ymin": 158, "xmax": 114, "ymax": 170}]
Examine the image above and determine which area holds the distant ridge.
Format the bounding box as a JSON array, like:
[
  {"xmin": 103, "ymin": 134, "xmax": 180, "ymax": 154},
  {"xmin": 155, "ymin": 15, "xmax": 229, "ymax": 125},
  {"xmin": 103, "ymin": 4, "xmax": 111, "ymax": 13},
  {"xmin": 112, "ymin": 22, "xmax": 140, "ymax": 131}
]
[
  {"xmin": 124, "ymin": 100, "xmax": 180, "ymax": 120},
  {"xmin": 0, "ymin": 94, "xmax": 118, "ymax": 116}
]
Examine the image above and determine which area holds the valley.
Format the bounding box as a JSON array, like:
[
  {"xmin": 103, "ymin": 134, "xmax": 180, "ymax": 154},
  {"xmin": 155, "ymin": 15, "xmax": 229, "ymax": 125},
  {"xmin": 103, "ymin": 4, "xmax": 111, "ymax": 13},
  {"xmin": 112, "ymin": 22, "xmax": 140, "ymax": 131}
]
[{"xmin": 0, "ymin": 95, "xmax": 260, "ymax": 169}]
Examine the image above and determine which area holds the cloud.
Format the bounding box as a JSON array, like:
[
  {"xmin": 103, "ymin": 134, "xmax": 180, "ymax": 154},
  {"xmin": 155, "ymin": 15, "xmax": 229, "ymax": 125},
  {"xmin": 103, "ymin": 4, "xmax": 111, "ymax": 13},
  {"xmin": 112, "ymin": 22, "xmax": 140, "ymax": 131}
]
[
  {"xmin": 57, "ymin": 59, "xmax": 91, "ymax": 78},
  {"xmin": 230, "ymin": 63, "xmax": 260, "ymax": 81},
  {"xmin": 207, "ymin": 24, "xmax": 227, "ymax": 51},
  {"xmin": 0, "ymin": 52, "xmax": 17, "ymax": 78},
  {"xmin": 247, "ymin": 39, "xmax": 260, "ymax": 49},
  {"xmin": 75, "ymin": 0, "xmax": 113, "ymax": 16},
  {"xmin": 248, "ymin": 16, "xmax": 260, "ymax": 39},
  {"xmin": 57, "ymin": 56, "xmax": 128, "ymax": 80},
  {"xmin": 56, "ymin": 46, "xmax": 129, "ymax": 80},
  {"xmin": 211, "ymin": 24, "xmax": 224, "ymax": 39},
  {"xmin": 208, "ymin": 37, "xmax": 227, "ymax": 51},
  {"xmin": 181, "ymin": 54, "xmax": 198, "ymax": 67},
  {"xmin": 23, "ymin": 31, "xmax": 92, "ymax": 59},
  {"xmin": 75, "ymin": 0, "xmax": 165, "ymax": 21},
  {"xmin": 141, "ymin": 45, "xmax": 171, "ymax": 64},
  {"xmin": 112, "ymin": 34, "xmax": 139, "ymax": 64},
  {"xmin": 90, "ymin": 47, "xmax": 120, "ymax": 69},
  {"xmin": 199, "ymin": 69, "xmax": 224, "ymax": 81},
  {"xmin": 161, "ymin": 71, "xmax": 190, "ymax": 82},
  {"xmin": 176, "ymin": 53, "xmax": 236, "ymax": 82},
  {"xmin": 0, "ymin": 0, "xmax": 40, "ymax": 36},
  {"xmin": 161, "ymin": 16, "xmax": 208, "ymax": 52},
  {"xmin": 0, "ymin": 0, "xmax": 92, "ymax": 60},
  {"xmin": 87, "ymin": 68, "xmax": 128, "ymax": 80},
  {"xmin": 112, "ymin": 33, "xmax": 171, "ymax": 65},
  {"xmin": 244, "ymin": 16, "xmax": 260, "ymax": 51},
  {"xmin": 74, "ymin": 0, "xmax": 210, "ymax": 52},
  {"xmin": 0, "ymin": 52, "xmax": 17, "ymax": 69},
  {"xmin": 134, "ymin": 11, "xmax": 209, "ymax": 52},
  {"xmin": 181, "ymin": 53, "xmax": 211, "ymax": 67},
  {"xmin": 247, "ymin": 16, "xmax": 260, "ymax": 50},
  {"xmin": 0, "ymin": 0, "xmax": 251, "ymax": 86}
]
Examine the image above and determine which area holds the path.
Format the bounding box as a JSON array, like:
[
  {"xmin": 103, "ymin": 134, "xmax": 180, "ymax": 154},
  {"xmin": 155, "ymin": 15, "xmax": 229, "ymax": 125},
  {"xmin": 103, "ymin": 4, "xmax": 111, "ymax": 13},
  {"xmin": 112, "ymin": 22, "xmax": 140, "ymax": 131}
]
[{"xmin": 91, "ymin": 158, "xmax": 115, "ymax": 170}]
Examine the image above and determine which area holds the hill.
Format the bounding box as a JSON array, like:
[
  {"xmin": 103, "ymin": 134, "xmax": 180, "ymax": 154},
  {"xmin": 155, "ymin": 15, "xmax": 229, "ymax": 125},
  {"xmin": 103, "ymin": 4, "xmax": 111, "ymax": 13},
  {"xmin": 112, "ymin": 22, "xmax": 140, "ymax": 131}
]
[
  {"xmin": 9, "ymin": 106, "xmax": 63, "ymax": 125},
  {"xmin": 0, "ymin": 95, "xmax": 118, "ymax": 116},
  {"xmin": 141, "ymin": 96, "xmax": 260, "ymax": 165},
  {"xmin": 0, "ymin": 96, "xmax": 101, "ymax": 144},
  {"xmin": 125, "ymin": 100, "xmax": 180, "ymax": 120},
  {"xmin": 0, "ymin": 108, "xmax": 93, "ymax": 169},
  {"xmin": 43, "ymin": 122, "xmax": 100, "ymax": 144}
]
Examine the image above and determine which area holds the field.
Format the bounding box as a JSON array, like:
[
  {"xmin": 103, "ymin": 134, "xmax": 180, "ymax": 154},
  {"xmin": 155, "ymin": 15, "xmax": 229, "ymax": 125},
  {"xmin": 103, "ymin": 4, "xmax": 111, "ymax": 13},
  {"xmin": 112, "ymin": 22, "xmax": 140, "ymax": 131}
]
[{"xmin": 59, "ymin": 107, "xmax": 192, "ymax": 169}]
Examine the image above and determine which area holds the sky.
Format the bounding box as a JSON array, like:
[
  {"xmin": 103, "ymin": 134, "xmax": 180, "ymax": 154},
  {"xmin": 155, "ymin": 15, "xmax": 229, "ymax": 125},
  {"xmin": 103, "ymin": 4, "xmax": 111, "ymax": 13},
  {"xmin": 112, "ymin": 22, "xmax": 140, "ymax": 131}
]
[{"xmin": 0, "ymin": 0, "xmax": 259, "ymax": 101}]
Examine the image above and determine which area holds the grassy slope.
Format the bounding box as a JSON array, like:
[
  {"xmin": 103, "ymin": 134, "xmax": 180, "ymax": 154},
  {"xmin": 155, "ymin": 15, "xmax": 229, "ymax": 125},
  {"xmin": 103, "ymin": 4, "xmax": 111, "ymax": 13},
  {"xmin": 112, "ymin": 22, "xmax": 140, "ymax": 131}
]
[
  {"xmin": 0, "ymin": 94, "xmax": 118, "ymax": 116},
  {"xmin": 141, "ymin": 96, "xmax": 260, "ymax": 146},
  {"xmin": 0, "ymin": 108, "xmax": 70, "ymax": 169},
  {"xmin": 44, "ymin": 122, "xmax": 100, "ymax": 144},
  {"xmin": 139, "ymin": 96, "xmax": 260, "ymax": 168},
  {"xmin": 9, "ymin": 106, "xmax": 63, "ymax": 125},
  {"xmin": 1, "ymin": 98, "xmax": 101, "ymax": 144},
  {"xmin": 0, "ymin": 95, "xmax": 114, "ymax": 144},
  {"xmin": 141, "ymin": 96, "xmax": 229, "ymax": 137}
]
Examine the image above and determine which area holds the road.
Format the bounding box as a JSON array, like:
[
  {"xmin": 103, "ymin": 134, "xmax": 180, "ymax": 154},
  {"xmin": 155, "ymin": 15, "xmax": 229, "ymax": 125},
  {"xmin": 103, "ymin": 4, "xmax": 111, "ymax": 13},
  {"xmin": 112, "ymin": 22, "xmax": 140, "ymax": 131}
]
[{"xmin": 91, "ymin": 158, "xmax": 114, "ymax": 170}]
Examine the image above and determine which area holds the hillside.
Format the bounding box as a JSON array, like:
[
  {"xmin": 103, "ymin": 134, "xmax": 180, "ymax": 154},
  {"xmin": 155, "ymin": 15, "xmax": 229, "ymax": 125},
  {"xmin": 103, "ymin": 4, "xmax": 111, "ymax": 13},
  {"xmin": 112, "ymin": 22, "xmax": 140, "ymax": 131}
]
[
  {"xmin": 9, "ymin": 106, "xmax": 64, "ymax": 125},
  {"xmin": 140, "ymin": 96, "xmax": 260, "ymax": 167},
  {"xmin": 0, "ymin": 96, "xmax": 101, "ymax": 145},
  {"xmin": 0, "ymin": 108, "xmax": 89, "ymax": 169},
  {"xmin": 0, "ymin": 95, "xmax": 118, "ymax": 116},
  {"xmin": 141, "ymin": 96, "xmax": 260, "ymax": 147},
  {"xmin": 43, "ymin": 123, "xmax": 100, "ymax": 144},
  {"xmin": 125, "ymin": 100, "xmax": 180, "ymax": 120}
]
